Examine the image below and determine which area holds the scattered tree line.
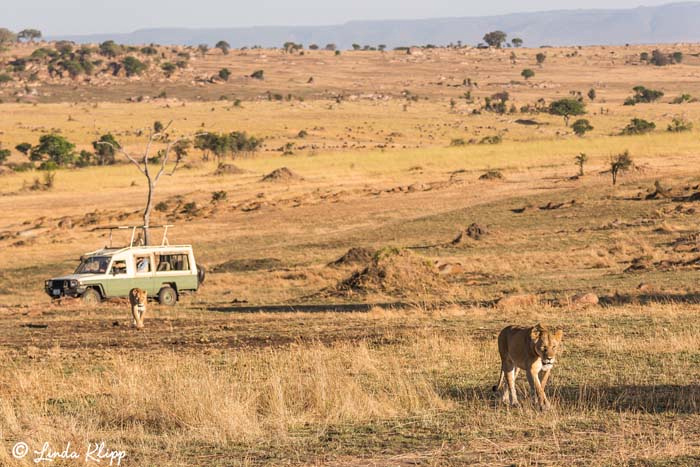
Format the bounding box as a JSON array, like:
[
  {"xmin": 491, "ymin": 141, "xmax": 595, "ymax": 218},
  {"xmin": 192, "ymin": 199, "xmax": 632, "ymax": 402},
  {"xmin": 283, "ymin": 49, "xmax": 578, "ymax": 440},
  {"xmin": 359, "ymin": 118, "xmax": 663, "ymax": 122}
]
[{"xmin": 0, "ymin": 128, "xmax": 262, "ymax": 172}]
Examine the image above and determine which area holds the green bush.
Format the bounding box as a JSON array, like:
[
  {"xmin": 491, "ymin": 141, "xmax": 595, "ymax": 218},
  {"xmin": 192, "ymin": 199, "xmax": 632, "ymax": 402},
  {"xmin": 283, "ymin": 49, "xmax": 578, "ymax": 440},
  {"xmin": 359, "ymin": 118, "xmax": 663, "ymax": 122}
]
[
  {"xmin": 161, "ymin": 62, "xmax": 176, "ymax": 77},
  {"xmin": 122, "ymin": 56, "xmax": 147, "ymax": 77},
  {"xmin": 621, "ymin": 118, "xmax": 656, "ymax": 135},
  {"xmin": 0, "ymin": 148, "xmax": 10, "ymax": 163},
  {"xmin": 670, "ymin": 94, "xmax": 697, "ymax": 104},
  {"xmin": 99, "ymin": 40, "xmax": 122, "ymax": 58},
  {"xmin": 630, "ymin": 86, "xmax": 664, "ymax": 103},
  {"xmin": 140, "ymin": 46, "xmax": 158, "ymax": 55},
  {"xmin": 667, "ymin": 117, "xmax": 693, "ymax": 132},
  {"xmin": 218, "ymin": 68, "xmax": 231, "ymax": 81},
  {"xmin": 572, "ymin": 119, "xmax": 594, "ymax": 136},
  {"xmin": 479, "ymin": 135, "xmax": 502, "ymax": 145},
  {"xmin": 33, "ymin": 134, "xmax": 76, "ymax": 167}
]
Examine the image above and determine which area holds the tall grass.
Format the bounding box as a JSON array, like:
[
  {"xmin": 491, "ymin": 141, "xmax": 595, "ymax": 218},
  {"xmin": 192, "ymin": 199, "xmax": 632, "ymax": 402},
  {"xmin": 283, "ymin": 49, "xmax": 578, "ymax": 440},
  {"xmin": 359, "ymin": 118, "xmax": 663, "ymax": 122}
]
[{"xmin": 0, "ymin": 342, "xmax": 450, "ymax": 450}]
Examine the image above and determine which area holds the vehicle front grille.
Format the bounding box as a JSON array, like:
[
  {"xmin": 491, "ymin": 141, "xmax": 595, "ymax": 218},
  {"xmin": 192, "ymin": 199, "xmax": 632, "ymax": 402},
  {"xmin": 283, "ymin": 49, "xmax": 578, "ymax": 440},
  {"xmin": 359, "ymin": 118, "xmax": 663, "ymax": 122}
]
[{"xmin": 50, "ymin": 280, "xmax": 67, "ymax": 290}]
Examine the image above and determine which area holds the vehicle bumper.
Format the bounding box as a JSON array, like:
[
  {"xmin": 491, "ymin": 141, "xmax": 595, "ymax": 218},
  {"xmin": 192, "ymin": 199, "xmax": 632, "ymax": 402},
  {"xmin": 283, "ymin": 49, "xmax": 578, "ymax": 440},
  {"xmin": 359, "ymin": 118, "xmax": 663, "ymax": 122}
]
[{"xmin": 45, "ymin": 281, "xmax": 88, "ymax": 299}]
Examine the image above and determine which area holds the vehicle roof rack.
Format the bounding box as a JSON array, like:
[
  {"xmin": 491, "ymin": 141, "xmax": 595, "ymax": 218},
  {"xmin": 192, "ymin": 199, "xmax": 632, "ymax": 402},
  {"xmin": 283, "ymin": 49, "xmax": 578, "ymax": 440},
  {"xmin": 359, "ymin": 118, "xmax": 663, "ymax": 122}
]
[{"xmin": 91, "ymin": 225, "xmax": 174, "ymax": 248}]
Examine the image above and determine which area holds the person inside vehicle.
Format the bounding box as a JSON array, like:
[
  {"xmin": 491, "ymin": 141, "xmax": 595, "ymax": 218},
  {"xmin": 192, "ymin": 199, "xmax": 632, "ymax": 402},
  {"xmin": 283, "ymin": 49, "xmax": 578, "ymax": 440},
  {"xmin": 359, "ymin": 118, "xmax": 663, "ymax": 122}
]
[{"xmin": 136, "ymin": 257, "xmax": 150, "ymax": 272}]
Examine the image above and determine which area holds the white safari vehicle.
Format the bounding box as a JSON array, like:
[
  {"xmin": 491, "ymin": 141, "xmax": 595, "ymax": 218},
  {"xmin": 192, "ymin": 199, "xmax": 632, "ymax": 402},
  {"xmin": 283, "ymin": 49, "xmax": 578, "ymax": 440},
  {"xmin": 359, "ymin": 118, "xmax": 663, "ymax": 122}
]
[{"xmin": 44, "ymin": 225, "xmax": 204, "ymax": 305}]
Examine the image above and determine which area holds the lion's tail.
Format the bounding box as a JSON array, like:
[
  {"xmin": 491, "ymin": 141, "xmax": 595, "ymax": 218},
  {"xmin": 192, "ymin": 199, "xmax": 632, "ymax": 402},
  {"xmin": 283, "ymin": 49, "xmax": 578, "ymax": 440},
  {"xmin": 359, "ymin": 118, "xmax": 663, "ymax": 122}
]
[{"xmin": 492, "ymin": 370, "xmax": 505, "ymax": 393}]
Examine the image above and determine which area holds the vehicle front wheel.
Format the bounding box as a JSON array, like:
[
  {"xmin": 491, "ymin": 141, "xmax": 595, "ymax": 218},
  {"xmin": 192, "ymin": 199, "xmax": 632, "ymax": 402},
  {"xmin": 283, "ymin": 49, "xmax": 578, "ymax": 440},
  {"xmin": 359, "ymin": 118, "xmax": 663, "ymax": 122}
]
[
  {"xmin": 81, "ymin": 288, "xmax": 101, "ymax": 306},
  {"xmin": 158, "ymin": 286, "xmax": 177, "ymax": 306}
]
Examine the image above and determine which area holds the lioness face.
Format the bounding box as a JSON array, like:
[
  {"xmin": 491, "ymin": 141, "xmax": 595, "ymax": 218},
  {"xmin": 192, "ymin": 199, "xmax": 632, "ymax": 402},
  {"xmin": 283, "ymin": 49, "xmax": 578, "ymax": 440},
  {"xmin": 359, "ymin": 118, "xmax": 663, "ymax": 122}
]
[{"xmin": 534, "ymin": 328, "xmax": 563, "ymax": 370}]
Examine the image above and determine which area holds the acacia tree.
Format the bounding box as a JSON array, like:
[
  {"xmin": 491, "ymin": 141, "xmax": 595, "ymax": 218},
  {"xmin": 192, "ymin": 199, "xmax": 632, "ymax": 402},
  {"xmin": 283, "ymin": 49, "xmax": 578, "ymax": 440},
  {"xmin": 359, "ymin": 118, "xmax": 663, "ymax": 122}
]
[
  {"xmin": 17, "ymin": 29, "xmax": 42, "ymax": 42},
  {"xmin": 610, "ymin": 151, "xmax": 632, "ymax": 186},
  {"xmin": 483, "ymin": 31, "xmax": 507, "ymax": 48},
  {"xmin": 549, "ymin": 98, "xmax": 586, "ymax": 126},
  {"xmin": 92, "ymin": 133, "xmax": 120, "ymax": 165},
  {"xmin": 521, "ymin": 68, "xmax": 535, "ymax": 80},
  {"xmin": 215, "ymin": 40, "xmax": 230, "ymax": 55},
  {"xmin": 97, "ymin": 122, "xmax": 204, "ymax": 245}
]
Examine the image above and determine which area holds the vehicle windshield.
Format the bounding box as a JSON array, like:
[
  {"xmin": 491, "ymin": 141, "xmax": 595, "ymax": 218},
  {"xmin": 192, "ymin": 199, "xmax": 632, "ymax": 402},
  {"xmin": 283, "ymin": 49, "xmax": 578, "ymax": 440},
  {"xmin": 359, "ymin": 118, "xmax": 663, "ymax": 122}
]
[{"xmin": 75, "ymin": 256, "xmax": 111, "ymax": 274}]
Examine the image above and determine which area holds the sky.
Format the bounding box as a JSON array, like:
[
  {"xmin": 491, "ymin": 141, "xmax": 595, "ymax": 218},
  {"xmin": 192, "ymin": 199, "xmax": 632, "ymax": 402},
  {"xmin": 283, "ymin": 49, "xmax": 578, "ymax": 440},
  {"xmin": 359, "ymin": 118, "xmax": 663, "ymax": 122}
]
[{"xmin": 2, "ymin": 0, "xmax": 680, "ymax": 35}]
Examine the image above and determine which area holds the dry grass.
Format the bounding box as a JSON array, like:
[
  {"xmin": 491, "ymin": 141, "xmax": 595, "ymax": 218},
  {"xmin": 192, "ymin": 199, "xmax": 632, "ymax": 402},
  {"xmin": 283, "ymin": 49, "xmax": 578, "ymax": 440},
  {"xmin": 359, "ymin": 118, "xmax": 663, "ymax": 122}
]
[
  {"xmin": 1, "ymin": 305, "xmax": 699, "ymax": 465},
  {"xmin": 2, "ymin": 42, "xmax": 700, "ymax": 465}
]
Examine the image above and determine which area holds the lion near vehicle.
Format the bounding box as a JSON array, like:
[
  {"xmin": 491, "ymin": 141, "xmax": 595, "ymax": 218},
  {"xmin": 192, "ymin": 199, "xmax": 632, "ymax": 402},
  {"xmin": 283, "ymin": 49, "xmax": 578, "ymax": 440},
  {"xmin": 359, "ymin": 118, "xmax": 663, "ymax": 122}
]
[
  {"xmin": 44, "ymin": 226, "xmax": 205, "ymax": 306},
  {"xmin": 129, "ymin": 288, "xmax": 147, "ymax": 329},
  {"xmin": 493, "ymin": 324, "xmax": 564, "ymax": 410}
]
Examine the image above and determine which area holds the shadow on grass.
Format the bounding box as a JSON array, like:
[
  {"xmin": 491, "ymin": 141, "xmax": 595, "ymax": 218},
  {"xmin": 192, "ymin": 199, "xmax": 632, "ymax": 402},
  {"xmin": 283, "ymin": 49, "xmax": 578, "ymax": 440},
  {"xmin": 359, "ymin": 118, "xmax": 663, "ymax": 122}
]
[
  {"xmin": 207, "ymin": 292, "xmax": 700, "ymax": 314},
  {"xmin": 599, "ymin": 292, "xmax": 700, "ymax": 306},
  {"xmin": 439, "ymin": 383, "xmax": 700, "ymax": 414}
]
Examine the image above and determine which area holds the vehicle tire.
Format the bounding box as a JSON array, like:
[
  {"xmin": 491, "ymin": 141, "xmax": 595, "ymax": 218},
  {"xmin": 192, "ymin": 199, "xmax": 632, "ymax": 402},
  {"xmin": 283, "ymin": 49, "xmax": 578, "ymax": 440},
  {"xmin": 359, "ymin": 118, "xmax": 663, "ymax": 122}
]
[
  {"xmin": 158, "ymin": 286, "xmax": 177, "ymax": 306},
  {"xmin": 196, "ymin": 263, "xmax": 206, "ymax": 286},
  {"xmin": 81, "ymin": 288, "xmax": 101, "ymax": 306}
]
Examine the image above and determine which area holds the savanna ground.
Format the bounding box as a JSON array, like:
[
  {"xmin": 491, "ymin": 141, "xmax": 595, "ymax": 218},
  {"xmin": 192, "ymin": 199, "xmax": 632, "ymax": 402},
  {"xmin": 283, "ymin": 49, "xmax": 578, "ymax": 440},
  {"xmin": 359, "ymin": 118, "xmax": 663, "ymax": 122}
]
[{"xmin": 1, "ymin": 42, "xmax": 700, "ymax": 465}]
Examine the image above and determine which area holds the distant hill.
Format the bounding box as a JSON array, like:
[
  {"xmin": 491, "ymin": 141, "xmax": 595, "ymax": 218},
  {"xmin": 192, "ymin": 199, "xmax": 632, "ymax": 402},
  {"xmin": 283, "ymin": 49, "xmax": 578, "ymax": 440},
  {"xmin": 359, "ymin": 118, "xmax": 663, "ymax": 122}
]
[{"xmin": 51, "ymin": 2, "xmax": 700, "ymax": 48}]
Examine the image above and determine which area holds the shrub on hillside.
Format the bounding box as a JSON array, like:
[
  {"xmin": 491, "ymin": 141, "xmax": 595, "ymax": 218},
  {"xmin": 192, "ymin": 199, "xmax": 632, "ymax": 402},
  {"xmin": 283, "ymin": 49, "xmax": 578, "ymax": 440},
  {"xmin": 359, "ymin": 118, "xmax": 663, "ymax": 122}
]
[{"xmin": 621, "ymin": 118, "xmax": 656, "ymax": 135}]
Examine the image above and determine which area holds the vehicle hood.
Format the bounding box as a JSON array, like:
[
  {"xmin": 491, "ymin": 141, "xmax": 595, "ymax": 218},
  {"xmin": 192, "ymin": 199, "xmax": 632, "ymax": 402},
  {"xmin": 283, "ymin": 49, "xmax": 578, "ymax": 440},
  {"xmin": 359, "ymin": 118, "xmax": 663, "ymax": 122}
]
[{"xmin": 49, "ymin": 273, "xmax": 104, "ymax": 281}]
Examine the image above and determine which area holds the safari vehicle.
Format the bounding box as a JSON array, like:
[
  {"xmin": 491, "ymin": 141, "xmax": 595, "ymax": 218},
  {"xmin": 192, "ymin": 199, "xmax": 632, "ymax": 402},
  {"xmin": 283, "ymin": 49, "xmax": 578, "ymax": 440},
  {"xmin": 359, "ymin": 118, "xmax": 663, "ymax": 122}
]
[{"xmin": 44, "ymin": 225, "xmax": 205, "ymax": 305}]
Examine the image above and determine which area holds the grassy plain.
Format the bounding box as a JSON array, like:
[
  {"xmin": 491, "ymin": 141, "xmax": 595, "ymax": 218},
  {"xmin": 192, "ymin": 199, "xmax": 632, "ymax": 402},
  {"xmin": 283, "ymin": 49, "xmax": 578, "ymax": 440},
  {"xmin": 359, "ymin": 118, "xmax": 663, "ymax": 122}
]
[{"xmin": 1, "ymin": 43, "xmax": 700, "ymax": 465}]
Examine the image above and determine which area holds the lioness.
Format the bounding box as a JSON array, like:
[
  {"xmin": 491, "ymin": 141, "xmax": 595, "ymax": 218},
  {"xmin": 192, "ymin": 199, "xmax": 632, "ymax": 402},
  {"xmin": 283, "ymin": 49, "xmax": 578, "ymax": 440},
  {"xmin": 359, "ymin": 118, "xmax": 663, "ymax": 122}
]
[
  {"xmin": 128, "ymin": 288, "xmax": 147, "ymax": 329},
  {"xmin": 493, "ymin": 324, "xmax": 563, "ymax": 410}
]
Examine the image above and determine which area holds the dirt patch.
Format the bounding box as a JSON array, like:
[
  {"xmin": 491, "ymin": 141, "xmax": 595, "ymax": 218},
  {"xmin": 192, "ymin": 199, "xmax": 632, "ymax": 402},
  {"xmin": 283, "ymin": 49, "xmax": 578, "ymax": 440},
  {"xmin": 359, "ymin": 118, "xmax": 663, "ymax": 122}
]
[
  {"xmin": 514, "ymin": 119, "xmax": 544, "ymax": 126},
  {"xmin": 671, "ymin": 233, "xmax": 700, "ymax": 252},
  {"xmin": 479, "ymin": 170, "xmax": 504, "ymax": 181},
  {"xmin": 213, "ymin": 258, "xmax": 283, "ymax": 272},
  {"xmin": 624, "ymin": 255, "xmax": 700, "ymax": 273},
  {"xmin": 329, "ymin": 247, "xmax": 377, "ymax": 267},
  {"xmin": 511, "ymin": 205, "xmax": 533, "ymax": 214},
  {"xmin": 451, "ymin": 223, "xmax": 488, "ymax": 245},
  {"xmin": 214, "ymin": 163, "xmax": 246, "ymax": 176},
  {"xmin": 262, "ymin": 167, "xmax": 303, "ymax": 183},
  {"xmin": 540, "ymin": 200, "xmax": 577, "ymax": 210},
  {"xmin": 330, "ymin": 248, "xmax": 448, "ymax": 298}
]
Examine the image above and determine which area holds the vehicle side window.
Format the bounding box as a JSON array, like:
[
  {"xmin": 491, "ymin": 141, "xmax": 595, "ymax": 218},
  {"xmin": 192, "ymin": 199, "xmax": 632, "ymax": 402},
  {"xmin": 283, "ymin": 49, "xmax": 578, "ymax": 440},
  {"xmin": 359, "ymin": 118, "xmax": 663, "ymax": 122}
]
[
  {"xmin": 135, "ymin": 256, "xmax": 151, "ymax": 273},
  {"xmin": 111, "ymin": 260, "xmax": 127, "ymax": 275},
  {"xmin": 156, "ymin": 254, "xmax": 190, "ymax": 272}
]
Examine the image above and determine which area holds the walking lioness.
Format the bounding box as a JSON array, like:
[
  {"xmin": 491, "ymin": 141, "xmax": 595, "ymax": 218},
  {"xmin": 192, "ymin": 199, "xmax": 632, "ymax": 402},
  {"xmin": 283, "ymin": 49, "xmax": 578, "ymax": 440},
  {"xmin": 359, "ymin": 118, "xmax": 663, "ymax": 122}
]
[
  {"xmin": 493, "ymin": 324, "xmax": 563, "ymax": 410},
  {"xmin": 128, "ymin": 288, "xmax": 147, "ymax": 329}
]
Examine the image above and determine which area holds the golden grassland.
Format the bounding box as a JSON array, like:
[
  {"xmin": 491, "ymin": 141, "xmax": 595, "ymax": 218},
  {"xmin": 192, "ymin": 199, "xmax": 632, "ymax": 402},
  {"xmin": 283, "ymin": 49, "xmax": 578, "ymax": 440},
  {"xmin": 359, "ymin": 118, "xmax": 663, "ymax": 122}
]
[
  {"xmin": 1, "ymin": 304, "xmax": 699, "ymax": 466},
  {"xmin": 1, "ymin": 43, "xmax": 700, "ymax": 465}
]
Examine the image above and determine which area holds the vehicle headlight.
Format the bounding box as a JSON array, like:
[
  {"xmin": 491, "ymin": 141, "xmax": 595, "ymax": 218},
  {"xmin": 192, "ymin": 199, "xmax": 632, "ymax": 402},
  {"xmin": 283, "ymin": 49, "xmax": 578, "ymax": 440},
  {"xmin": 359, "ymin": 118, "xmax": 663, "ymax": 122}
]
[
  {"xmin": 46, "ymin": 280, "xmax": 52, "ymax": 288},
  {"xmin": 69, "ymin": 280, "xmax": 79, "ymax": 288}
]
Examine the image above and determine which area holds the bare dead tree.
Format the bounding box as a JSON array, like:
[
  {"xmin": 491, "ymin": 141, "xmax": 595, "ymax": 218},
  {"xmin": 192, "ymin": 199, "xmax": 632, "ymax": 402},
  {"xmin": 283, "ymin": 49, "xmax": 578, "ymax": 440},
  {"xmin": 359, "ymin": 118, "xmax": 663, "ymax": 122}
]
[{"xmin": 97, "ymin": 121, "xmax": 203, "ymax": 245}]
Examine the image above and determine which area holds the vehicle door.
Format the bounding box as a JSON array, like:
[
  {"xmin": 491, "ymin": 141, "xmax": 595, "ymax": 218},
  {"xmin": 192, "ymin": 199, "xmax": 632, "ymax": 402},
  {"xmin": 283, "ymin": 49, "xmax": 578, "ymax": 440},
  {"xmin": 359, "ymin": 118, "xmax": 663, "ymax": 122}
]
[
  {"xmin": 102, "ymin": 257, "xmax": 133, "ymax": 298},
  {"xmin": 132, "ymin": 252, "xmax": 156, "ymax": 294}
]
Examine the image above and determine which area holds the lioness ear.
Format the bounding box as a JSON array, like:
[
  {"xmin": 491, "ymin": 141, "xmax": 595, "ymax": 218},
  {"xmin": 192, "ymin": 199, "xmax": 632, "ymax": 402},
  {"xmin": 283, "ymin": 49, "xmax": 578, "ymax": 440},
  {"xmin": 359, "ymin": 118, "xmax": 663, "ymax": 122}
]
[
  {"xmin": 554, "ymin": 329, "xmax": 563, "ymax": 340},
  {"xmin": 530, "ymin": 324, "xmax": 542, "ymax": 341}
]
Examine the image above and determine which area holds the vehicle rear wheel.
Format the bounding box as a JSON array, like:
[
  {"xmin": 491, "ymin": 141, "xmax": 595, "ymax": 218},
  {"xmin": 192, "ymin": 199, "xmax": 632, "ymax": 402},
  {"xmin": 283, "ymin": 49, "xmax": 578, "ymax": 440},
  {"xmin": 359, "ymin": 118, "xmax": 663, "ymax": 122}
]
[
  {"xmin": 81, "ymin": 288, "xmax": 101, "ymax": 306},
  {"xmin": 197, "ymin": 264, "xmax": 206, "ymax": 286},
  {"xmin": 158, "ymin": 286, "xmax": 177, "ymax": 306}
]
